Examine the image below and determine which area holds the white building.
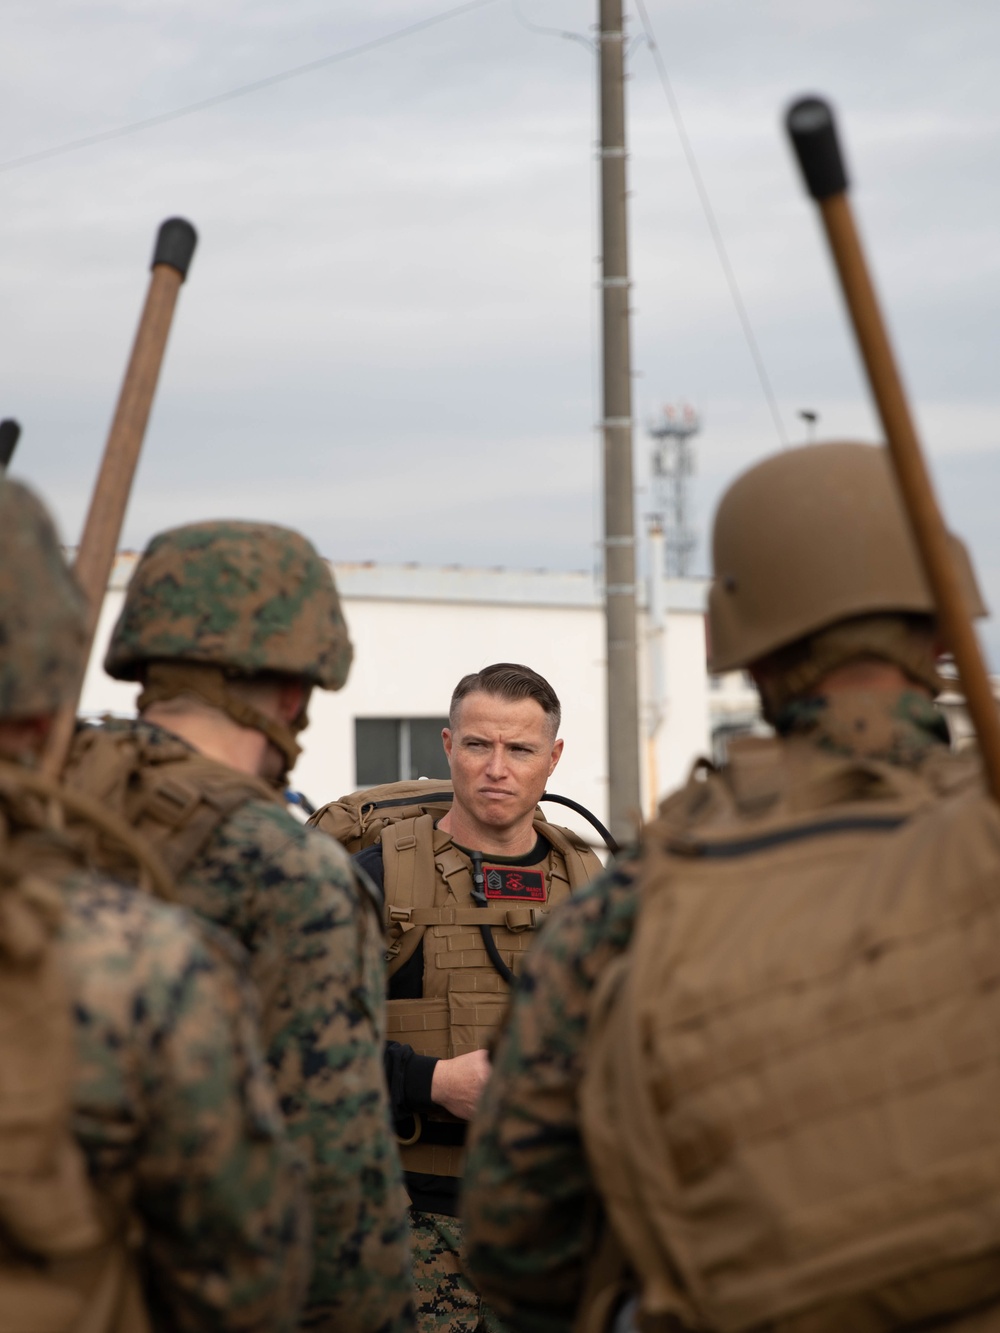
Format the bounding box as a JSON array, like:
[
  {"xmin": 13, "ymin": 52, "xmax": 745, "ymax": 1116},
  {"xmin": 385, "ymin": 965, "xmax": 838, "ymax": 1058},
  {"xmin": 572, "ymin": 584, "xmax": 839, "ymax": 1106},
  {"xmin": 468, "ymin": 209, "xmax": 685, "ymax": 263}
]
[{"xmin": 80, "ymin": 553, "xmax": 759, "ymax": 847}]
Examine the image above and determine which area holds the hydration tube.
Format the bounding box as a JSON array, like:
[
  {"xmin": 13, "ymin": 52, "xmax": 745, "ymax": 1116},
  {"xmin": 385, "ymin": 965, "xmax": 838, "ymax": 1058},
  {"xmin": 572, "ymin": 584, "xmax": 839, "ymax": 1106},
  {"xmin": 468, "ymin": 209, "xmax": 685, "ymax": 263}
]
[
  {"xmin": 470, "ymin": 848, "xmax": 517, "ymax": 986},
  {"xmin": 540, "ymin": 791, "xmax": 619, "ymax": 854}
]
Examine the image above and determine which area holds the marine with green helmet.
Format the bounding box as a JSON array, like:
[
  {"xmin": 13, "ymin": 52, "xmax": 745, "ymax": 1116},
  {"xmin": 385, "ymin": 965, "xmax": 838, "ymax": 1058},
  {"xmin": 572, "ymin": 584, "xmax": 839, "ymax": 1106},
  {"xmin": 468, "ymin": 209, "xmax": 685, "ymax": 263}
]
[
  {"xmin": 63, "ymin": 519, "xmax": 415, "ymax": 1333},
  {"xmin": 462, "ymin": 441, "xmax": 1000, "ymax": 1333},
  {"xmin": 0, "ymin": 481, "xmax": 310, "ymax": 1331}
]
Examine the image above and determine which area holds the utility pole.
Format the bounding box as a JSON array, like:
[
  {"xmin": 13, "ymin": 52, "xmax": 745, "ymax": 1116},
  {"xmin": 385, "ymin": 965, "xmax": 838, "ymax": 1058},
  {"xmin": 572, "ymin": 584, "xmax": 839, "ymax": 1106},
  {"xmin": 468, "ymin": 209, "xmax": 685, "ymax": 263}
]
[{"xmin": 599, "ymin": 0, "xmax": 641, "ymax": 842}]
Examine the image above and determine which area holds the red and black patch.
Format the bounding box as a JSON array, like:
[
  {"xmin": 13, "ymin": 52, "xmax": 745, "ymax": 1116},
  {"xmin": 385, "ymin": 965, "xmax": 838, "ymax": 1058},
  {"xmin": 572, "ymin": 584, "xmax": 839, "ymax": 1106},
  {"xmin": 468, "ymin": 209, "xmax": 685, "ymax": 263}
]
[{"xmin": 482, "ymin": 865, "xmax": 546, "ymax": 902}]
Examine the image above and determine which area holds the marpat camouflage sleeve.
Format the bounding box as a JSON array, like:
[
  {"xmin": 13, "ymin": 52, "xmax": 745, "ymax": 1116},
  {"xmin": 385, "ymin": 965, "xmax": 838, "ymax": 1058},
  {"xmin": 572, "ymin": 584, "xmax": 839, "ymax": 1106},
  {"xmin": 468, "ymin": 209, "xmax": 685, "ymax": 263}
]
[
  {"xmin": 182, "ymin": 801, "xmax": 414, "ymax": 1332},
  {"xmin": 63, "ymin": 878, "xmax": 310, "ymax": 1333},
  {"xmin": 462, "ymin": 858, "xmax": 641, "ymax": 1333}
]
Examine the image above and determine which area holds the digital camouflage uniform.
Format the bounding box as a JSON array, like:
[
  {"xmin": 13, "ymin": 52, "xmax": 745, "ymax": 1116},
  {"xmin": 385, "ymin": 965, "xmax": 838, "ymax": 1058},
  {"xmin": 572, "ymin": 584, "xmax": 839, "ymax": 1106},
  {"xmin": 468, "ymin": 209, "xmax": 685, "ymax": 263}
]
[
  {"xmin": 0, "ymin": 480, "xmax": 309, "ymax": 1330},
  {"xmin": 62, "ymin": 870, "xmax": 311, "ymax": 1332},
  {"xmin": 462, "ymin": 693, "xmax": 963, "ymax": 1333},
  {"xmin": 64, "ymin": 521, "xmax": 413, "ymax": 1333}
]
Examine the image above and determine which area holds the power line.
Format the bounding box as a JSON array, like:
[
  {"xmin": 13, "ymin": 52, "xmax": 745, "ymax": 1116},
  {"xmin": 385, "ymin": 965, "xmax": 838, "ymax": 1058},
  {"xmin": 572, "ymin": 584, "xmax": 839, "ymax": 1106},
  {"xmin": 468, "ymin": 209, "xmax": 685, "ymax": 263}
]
[
  {"xmin": 509, "ymin": 0, "xmax": 595, "ymax": 52},
  {"xmin": 0, "ymin": 0, "xmax": 501, "ymax": 175},
  {"xmin": 631, "ymin": 0, "xmax": 789, "ymax": 447}
]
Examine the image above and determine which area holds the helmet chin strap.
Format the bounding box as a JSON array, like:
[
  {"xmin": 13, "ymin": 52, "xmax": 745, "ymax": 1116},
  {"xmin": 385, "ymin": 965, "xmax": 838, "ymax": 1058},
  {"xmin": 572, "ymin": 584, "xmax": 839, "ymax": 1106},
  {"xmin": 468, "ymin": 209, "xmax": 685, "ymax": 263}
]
[{"xmin": 138, "ymin": 662, "xmax": 306, "ymax": 783}]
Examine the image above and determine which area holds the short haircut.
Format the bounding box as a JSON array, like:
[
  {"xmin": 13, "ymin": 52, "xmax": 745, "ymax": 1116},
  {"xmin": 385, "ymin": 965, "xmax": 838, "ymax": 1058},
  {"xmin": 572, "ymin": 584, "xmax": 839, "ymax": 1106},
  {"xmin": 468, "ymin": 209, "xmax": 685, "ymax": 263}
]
[{"xmin": 449, "ymin": 663, "xmax": 561, "ymax": 736}]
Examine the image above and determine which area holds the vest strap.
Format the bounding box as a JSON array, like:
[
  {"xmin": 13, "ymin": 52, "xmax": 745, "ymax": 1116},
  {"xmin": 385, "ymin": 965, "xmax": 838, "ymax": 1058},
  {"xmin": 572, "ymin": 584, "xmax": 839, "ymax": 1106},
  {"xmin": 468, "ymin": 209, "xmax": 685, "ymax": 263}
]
[
  {"xmin": 383, "ymin": 814, "xmax": 439, "ymax": 977},
  {"xmin": 387, "ymin": 904, "xmax": 548, "ymax": 930}
]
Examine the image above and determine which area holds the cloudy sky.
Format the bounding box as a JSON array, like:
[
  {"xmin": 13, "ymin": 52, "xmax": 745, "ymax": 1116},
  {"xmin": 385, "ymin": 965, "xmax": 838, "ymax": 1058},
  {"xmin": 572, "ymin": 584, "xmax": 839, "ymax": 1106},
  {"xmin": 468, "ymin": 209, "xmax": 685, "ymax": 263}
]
[{"xmin": 3, "ymin": 1, "xmax": 999, "ymax": 657}]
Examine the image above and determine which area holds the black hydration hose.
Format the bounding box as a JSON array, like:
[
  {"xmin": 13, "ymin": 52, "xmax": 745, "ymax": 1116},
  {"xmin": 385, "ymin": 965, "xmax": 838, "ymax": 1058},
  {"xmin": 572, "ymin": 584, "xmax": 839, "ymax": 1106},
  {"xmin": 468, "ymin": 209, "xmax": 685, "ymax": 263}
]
[
  {"xmin": 541, "ymin": 791, "xmax": 619, "ymax": 854},
  {"xmin": 470, "ymin": 849, "xmax": 516, "ymax": 985}
]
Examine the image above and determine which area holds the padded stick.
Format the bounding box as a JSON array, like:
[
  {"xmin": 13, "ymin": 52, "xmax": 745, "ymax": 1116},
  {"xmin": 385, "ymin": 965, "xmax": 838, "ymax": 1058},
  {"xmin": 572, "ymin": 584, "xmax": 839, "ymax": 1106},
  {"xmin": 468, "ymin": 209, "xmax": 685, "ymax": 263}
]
[
  {"xmin": 784, "ymin": 95, "xmax": 1000, "ymax": 805},
  {"xmin": 786, "ymin": 95, "xmax": 848, "ymax": 200},
  {"xmin": 0, "ymin": 419, "xmax": 20, "ymax": 469},
  {"xmin": 152, "ymin": 217, "xmax": 198, "ymax": 280},
  {"xmin": 42, "ymin": 217, "xmax": 198, "ymax": 780}
]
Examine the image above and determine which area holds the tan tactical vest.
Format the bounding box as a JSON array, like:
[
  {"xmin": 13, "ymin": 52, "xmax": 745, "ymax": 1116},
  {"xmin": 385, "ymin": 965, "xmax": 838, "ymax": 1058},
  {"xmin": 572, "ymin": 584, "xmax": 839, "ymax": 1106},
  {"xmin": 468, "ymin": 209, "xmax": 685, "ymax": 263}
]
[
  {"xmin": 578, "ymin": 733, "xmax": 1000, "ymax": 1333},
  {"xmin": 386, "ymin": 814, "xmax": 600, "ymax": 1175},
  {"xmin": 310, "ymin": 781, "xmax": 603, "ymax": 1176},
  {"xmin": 63, "ymin": 722, "xmax": 280, "ymax": 887},
  {"xmin": 0, "ymin": 763, "xmax": 151, "ymax": 1333}
]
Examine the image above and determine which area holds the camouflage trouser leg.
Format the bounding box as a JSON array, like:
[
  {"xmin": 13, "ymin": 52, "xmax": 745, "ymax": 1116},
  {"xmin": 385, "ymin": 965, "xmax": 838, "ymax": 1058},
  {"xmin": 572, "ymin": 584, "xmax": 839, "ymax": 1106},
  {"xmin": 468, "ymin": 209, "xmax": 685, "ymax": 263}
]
[{"xmin": 411, "ymin": 1210, "xmax": 509, "ymax": 1333}]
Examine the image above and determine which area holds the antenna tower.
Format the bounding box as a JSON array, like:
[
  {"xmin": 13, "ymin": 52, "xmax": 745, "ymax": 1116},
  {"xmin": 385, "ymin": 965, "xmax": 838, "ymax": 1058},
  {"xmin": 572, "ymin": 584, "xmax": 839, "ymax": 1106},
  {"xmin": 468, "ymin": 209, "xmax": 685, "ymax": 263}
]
[{"xmin": 648, "ymin": 403, "xmax": 700, "ymax": 576}]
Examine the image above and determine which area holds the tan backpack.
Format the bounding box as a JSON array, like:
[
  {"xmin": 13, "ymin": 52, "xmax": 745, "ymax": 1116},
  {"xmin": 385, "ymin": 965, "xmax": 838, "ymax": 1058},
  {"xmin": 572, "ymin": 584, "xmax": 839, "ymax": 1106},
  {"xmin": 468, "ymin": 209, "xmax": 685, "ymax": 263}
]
[
  {"xmin": 308, "ymin": 777, "xmax": 616, "ymax": 858},
  {"xmin": 578, "ymin": 738, "xmax": 1000, "ymax": 1333},
  {"xmin": 0, "ymin": 763, "xmax": 151, "ymax": 1333},
  {"xmin": 309, "ymin": 778, "xmax": 457, "ymax": 855}
]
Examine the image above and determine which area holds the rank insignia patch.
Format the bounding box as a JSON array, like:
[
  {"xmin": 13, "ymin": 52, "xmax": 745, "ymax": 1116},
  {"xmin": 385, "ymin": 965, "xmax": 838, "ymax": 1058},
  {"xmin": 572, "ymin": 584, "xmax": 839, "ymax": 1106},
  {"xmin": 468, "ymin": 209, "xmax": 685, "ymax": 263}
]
[{"xmin": 482, "ymin": 866, "xmax": 546, "ymax": 902}]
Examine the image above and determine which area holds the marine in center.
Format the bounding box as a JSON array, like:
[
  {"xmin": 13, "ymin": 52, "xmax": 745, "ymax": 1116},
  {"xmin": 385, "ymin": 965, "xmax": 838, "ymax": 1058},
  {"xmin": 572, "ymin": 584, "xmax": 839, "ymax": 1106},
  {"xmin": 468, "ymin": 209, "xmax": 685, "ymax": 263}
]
[{"xmin": 316, "ymin": 663, "xmax": 603, "ymax": 1333}]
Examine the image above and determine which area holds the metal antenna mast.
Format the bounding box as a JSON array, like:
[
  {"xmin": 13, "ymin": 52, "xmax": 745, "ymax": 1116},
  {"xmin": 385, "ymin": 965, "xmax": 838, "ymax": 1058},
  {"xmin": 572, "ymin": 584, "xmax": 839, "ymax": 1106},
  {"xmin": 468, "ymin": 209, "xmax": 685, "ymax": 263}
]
[
  {"xmin": 599, "ymin": 0, "xmax": 641, "ymax": 843},
  {"xmin": 648, "ymin": 403, "xmax": 700, "ymax": 576}
]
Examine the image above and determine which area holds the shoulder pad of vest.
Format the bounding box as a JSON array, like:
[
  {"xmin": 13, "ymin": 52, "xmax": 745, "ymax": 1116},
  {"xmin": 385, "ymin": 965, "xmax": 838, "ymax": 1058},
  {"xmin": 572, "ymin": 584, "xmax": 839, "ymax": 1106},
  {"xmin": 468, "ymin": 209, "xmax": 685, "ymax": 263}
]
[{"xmin": 309, "ymin": 779, "xmax": 455, "ymax": 854}]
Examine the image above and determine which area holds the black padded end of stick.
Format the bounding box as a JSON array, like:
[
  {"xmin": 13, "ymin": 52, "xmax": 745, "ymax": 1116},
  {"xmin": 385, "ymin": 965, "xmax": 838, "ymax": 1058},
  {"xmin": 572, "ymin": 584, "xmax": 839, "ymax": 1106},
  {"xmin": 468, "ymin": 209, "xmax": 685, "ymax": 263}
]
[
  {"xmin": 786, "ymin": 95, "xmax": 848, "ymax": 200},
  {"xmin": 151, "ymin": 217, "xmax": 198, "ymax": 279},
  {"xmin": 0, "ymin": 419, "xmax": 21, "ymax": 468}
]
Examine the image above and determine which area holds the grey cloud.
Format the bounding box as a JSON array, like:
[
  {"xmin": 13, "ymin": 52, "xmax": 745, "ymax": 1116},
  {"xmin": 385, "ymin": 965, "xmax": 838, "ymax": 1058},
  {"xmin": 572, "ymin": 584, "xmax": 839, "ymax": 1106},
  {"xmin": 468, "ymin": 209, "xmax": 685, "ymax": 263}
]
[{"xmin": 1, "ymin": 0, "xmax": 998, "ymax": 667}]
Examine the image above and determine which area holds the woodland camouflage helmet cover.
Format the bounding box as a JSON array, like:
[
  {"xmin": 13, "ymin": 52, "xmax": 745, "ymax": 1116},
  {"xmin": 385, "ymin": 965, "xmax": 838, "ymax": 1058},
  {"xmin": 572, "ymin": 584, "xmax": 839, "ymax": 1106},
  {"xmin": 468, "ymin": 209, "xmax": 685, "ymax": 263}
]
[
  {"xmin": 0, "ymin": 480, "xmax": 87, "ymax": 717},
  {"xmin": 105, "ymin": 520, "xmax": 353, "ymax": 689},
  {"xmin": 708, "ymin": 441, "xmax": 986, "ymax": 673}
]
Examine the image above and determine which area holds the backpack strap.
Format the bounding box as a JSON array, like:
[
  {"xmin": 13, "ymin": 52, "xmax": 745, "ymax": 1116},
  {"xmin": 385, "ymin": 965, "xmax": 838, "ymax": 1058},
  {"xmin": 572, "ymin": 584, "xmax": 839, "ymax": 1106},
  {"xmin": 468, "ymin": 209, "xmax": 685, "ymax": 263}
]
[
  {"xmin": 382, "ymin": 814, "xmax": 440, "ymax": 978},
  {"xmin": 534, "ymin": 819, "xmax": 603, "ymax": 890}
]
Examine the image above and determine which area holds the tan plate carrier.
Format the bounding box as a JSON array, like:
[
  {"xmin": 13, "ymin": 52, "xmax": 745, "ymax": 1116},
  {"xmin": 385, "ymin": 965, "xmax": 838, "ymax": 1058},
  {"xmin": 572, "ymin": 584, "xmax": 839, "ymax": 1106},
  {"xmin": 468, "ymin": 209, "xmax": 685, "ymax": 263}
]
[
  {"xmin": 578, "ymin": 735, "xmax": 1000, "ymax": 1333},
  {"xmin": 310, "ymin": 780, "xmax": 603, "ymax": 1177}
]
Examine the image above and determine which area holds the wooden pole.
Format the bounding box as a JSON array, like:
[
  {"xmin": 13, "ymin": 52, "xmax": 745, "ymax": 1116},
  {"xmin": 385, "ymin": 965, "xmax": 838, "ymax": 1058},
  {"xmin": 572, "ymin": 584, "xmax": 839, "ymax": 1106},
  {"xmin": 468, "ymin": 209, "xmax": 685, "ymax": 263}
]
[
  {"xmin": 42, "ymin": 217, "xmax": 197, "ymax": 779},
  {"xmin": 599, "ymin": 0, "xmax": 642, "ymax": 841},
  {"xmin": 786, "ymin": 96, "xmax": 1000, "ymax": 803}
]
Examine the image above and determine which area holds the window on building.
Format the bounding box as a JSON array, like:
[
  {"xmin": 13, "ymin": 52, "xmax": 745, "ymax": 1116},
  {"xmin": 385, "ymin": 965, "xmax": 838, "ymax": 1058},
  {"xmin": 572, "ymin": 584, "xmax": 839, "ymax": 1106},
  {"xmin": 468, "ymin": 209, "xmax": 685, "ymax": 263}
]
[{"xmin": 355, "ymin": 717, "xmax": 451, "ymax": 787}]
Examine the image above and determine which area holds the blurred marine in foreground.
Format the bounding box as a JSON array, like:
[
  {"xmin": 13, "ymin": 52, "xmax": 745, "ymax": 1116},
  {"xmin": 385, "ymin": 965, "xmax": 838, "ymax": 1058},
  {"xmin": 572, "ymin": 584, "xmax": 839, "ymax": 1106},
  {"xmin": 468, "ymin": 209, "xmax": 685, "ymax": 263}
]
[
  {"xmin": 0, "ymin": 480, "xmax": 309, "ymax": 1331},
  {"xmin": 62, "ymin": 521, "xmax": 414, "ymax": 1332},
  {"xmin": 463, "ymin": 441, "xmax": 1000, "ymax": 1333}
]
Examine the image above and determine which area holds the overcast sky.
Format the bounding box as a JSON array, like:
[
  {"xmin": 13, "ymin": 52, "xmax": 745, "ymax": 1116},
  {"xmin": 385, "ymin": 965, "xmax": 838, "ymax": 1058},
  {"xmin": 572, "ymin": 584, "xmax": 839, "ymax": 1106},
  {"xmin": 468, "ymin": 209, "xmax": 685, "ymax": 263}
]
[{"xmin": 3, "ymin": 1, "xmax": 999, "ymax": 659}]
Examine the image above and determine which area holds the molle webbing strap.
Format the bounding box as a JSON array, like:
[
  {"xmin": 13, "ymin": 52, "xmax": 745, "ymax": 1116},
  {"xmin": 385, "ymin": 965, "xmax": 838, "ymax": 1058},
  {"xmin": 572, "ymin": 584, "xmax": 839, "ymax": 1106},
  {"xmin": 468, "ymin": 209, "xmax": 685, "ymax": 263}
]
[
  {"xmin": 387, "ymin": 904, "xmax": 549, "ymax": 931},
  {"xmin": 137, "ymin": 661, "xmax": 304, "ymax": 777}
]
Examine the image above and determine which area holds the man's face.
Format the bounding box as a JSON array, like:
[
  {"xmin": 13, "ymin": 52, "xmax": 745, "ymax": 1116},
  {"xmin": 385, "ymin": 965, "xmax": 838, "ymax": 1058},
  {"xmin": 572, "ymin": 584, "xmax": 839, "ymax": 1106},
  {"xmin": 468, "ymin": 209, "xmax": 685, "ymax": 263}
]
[{"xmin": 443, "ymin": 691, "xmax": 564, "ymax": 833}]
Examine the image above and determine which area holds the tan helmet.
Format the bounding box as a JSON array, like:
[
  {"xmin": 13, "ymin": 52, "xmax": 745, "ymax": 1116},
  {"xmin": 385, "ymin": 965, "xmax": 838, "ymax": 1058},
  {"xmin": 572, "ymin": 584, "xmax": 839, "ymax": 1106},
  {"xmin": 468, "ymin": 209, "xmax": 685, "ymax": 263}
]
[
  {"xmin": 0, "ymin": 480, "xmax": 87, "ymax": 717},
  {"xmin": 708, "ymin": 441, "xmax": 986, "ymax": 673}
]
